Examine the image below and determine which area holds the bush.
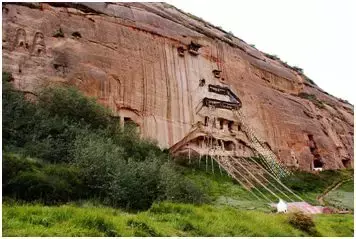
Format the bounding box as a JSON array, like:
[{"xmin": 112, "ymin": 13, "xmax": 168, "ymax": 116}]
[
  {"xmin": 287, "ymin": 211, "xmax": 319, "ymax": 235},
  {"xmin": 297, "ymin": 92, "xmax": 324, "ymax": 109},
  {"xmin": 2, "ymin": 76, "xmax": 38, "ymax": 149},
  {"xmin": 52, "ymin": 28, "xmax": 64, "ymax": 38},
  {"xmin": 2, "ymin": 153, "xmax": 85, "ymax": 204},
  {"xmin": 2, "ymin": 74, "xmax": 208, "ymax": 211},
  {"xmin": 159, "ymin": 162, "xmax": 208, "ymax": 204},
  {"xmin": 38, "ymin": 86, "xmax": 112, "ymax": 129},
  {"xmin": 282, "ymin": 170, "xmax": 344, "ymax": 193}
]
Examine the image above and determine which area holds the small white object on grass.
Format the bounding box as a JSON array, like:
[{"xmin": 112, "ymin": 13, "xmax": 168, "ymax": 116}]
[{"xmin": 277, "ymin": 198, "xmax": 288, "ymax": 213}]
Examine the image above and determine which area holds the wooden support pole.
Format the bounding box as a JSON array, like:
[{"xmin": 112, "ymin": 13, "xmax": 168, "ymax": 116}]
[
  {"xmin": 211, "ymin": 156, "xmax": 214, "ymax": 174},
  {"xmin": 218, "ymin": 156, "xmax": 222, "ymax": 175},
  {"xmin": 188, "ymin": 148, "xmax": 191, "ymax": 164},
  {"xmin": 205, "ymin": 155, "xmax": 208, "ymax": 172}
]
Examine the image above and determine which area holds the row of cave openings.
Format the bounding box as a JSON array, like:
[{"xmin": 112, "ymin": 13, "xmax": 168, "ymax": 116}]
[
  {"xmin": 177, "ymin": 42, "xmax": 225, "ymax": 82},
  {"xmin": 204, "ymin": 116, "xmax": 241, "ymax": 133},
  {"xmin": 190, "ymin": 135, "xmax": 248, "ymax": 152},
  {"xmin": 177, "ymin": 41, "xmax": 201, "ymax": 56}
]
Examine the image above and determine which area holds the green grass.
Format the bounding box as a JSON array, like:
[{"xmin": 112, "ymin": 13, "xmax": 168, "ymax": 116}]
[
  {"xmin": 324, "ymin": 180, "xmax": 354, "ymax": 210},
  {"xmin": 2, "ymin": 166, "xmax": 354, "ymax": 237},
  {"xmin": 281, "ymin": 169, "xmax": 353, "ymax": 205},
  {"xmin": 3, "ymin": 202, "xmax": 353, "ymax": 237},
  {"xmin": 297, "ymin": 92, "xmax": 325, "ymax": 108},
  {"xmin": 315, "ymin": 214, "xmax": 354, "ymax": 237},
  {"xmin": 182, "ymin": 163, "xmax": 271, "ymax": 211},
  {"xmin": 182, "ymin": 162, "xmax": 354, "ymax": 208}
]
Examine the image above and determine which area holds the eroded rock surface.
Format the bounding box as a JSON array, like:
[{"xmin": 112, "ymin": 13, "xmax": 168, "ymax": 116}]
[{"xmin": 2, "ymin": 2, "xmax": 353, "ymax": 171}]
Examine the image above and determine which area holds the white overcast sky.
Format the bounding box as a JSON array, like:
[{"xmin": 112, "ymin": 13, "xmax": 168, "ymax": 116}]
[{"xmin": 166, "ymin": 0, "xmax": 356, "ymax": 104}]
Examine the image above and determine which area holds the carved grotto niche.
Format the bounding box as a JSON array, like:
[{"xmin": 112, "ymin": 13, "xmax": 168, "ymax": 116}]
[
  {"xmin": 14, "ymin": 28, "xmax": 28, "ymax": 50},
  {"xmin": 308, "ymin": 134, "xmax": 324, "ymax": 171},
  {"xmin": 177, "ymin": 46, "xmax": 185, "ymax": 56},
  {"xmin": 342, "ymin": 158, "xmax": 351, "ymax": 168},
  {"xmin": 212, "ymin": 69, "xmax": 222, "ymax": 78},
  {"xmin": 31, "ymin": 32, "xmax": 46, "ymax": 56},
  {"xmin": 188, "ymin": 41, "xmax": 201, "ymax": 56}
]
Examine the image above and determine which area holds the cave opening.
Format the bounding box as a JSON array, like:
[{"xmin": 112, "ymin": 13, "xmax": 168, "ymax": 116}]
[
  {"xmin": 204, "ymin": 116, "xmax": 209, "ymax": 126},
  {"xmin": 228, "ymin": 121, "xmax": 233, "ymax": 132},
  {"xmin": 219, "ymin": 119, "xmax": 224, "ymax": 129},
  {"xmin": 199, "ymin": 78, "xmax": 206, "ymax": 87},
  {"xmin": 124, "ymin": 117, "xmax": 139, "ymax": 130},
  {"xmin": 237, "ymin": 123, "xmax": 242, "ymax": 131},
  {"xmin": 224, "ymin": 141, "xmax": 235, "ymax": 151},
  {"xmin": 342, "ymin": 158, "xmax": 351, "ymax": 168},
  {"xmin": 313, "ymin": 159, "xmax": 324, "ymax": 168},
  {"xmin": 188, "ymin": 42, "xmax": 201, "ymax": 55},
  {"xmin": 212, "ymin": 69, "xmax": 222, "ymax": 78},
  {"xmin": 177, "ymin": 46, "xmax": 185, "ymax": 56}
]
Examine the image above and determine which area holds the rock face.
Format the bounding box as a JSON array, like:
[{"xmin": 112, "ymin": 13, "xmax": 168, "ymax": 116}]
[{"xmin": 2, "ymin": 2, "xmax": 354, "ymax": 171}]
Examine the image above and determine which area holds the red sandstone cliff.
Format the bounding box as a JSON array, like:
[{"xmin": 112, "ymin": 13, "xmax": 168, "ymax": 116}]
[{"xmin": 2, "ymin": 2, "xmax": 353, "ymax": 171}]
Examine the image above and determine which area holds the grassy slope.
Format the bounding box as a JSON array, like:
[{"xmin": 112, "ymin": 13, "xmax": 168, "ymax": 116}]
[
  {"xmin": 183, "ymin": 165, "xmax": 272, "ymax": 212},
  {"xmin": 324, "ymin": 180, "xmax": 354, "ymax": 210},
  {"xmin": 3, "ymin": 166, "xmax": 354, "ymax": 237},
  {"xmin": 2, "ymin": 202, "xmax": 353, "ymax": 237}
]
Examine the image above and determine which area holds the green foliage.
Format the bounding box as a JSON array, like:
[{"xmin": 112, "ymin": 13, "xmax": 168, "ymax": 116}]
[
  {"xmin": 3, "ymin": 71, "xmax": 14, "ymax": 81},
  {"xmin": 76, "ymin": 215, "xmax": 119, "ymax": 236},
  {"xmin": 323, "ymin": 180, "xmax": 354, "ymax": 210},
  {"xmin": 2, "ymin": 153, "xmax": 84, "ymax": 204},
  {"xmin": 281, "ymin": 169, "xmax": 353, "ymax": 204},
  {"xmin": 305, "ymin": 76, "xmax": 316, "ymax": 85},
  {"xmin": 38, "ymin": 86, "xmax": 111, "ymax": 129},
  {"xmin": 314, "ymin": 214, "xmax": 354, "ymax": 237},
  {"xmin": 159, "ymin": 162, "xmax": 208, "ymax": 204},
  {"xmin": 292, "ymin": 65, "xmax": 304, "ymax": 74},
  {"xmin": 3, "ymin": 202, "xmax": 353, "ymax": 237},
  {"xmin": 224, "ymin": 32, "xmax": 234, "ymax": 40},
  {"xmin": 52, "ymin": 28, "xmax": 64, "ymax": 38},
  {"xmin": 265, "ymin": 53, "xmax": 280, "ymax": 60},
  {"xmin": 282, "ymin": 170, "xmax": 350, "ymax": 194},
  {"xmin": 2, "ymin": 76, "xmax": 38, "ymax": 149},
  {"xmin": 127, "ymin": 219, "xmax": 160, "ymax": 236},
  {"xmin": 297, "ymin": 92, "xmax": 325, "ymax": 109},
  {"xmin": 287, "ymin": 211, "xmax": 319, "ymax": 236},
  {"xmin": 2, "ymin": 73, "xmax": 206, "ymax": 210}
]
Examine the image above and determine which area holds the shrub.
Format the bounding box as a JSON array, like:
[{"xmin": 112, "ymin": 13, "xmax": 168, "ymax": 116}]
[
  {"xmin": 265, "ymin": 53, "xmax": 280, "ymax": 60},
  {"xmin": 3, "ymin": 71, "xmax": 14, "ymax": 81},
  {"xmin": 2, "ymin": 153, "xmax": 85, "ymax": 204},
  {"xmin": 106, "ymin": 158, "xmax": 163, "ymax": 210},
  {"xmin": 2, "ymin": 76, "xmax": 38, "ymax": 149},
  {"xmin": 297, "ymin": 92, "xmax": 325, "ymax": 109},
  {"xmin": 2, "ymin": 74, "xmax": 208, "ymax": 210},
  {"xmin": 53, "ymin": 28, "xmax": 64, "ymax": 38},
  {"xmin": 304, "ymin": 76, "xmax": 316, "ymax": 85},
  {"xmin": 38, "ymin": 86, "xmax": 112, "ymax": 129},
  {"xmin": 71, "ymin": 31, "xmax": 82, "ymax": 38},
  {"xmin": 287, "ymin": 211, "xmax": 319, "ymax": 235},
  {"xmin": 159, "ymin": 162, "xmax": 208, "ymax": 204}
]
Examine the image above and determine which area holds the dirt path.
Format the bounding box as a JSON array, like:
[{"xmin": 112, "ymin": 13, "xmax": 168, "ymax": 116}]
[{"xmin": 317, "ymin": 178, "xmax": 353, "ymax": 205}]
